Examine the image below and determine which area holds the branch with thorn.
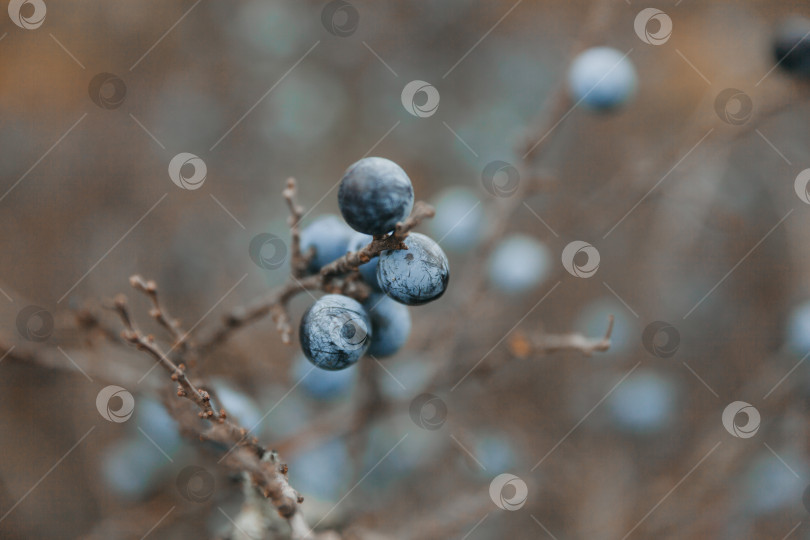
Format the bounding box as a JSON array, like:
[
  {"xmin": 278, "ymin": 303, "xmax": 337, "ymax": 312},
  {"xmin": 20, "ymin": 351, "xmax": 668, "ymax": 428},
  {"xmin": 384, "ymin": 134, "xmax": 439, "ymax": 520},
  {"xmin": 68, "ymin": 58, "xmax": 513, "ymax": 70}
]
[
  {"xmin": 508, "ymin": 315, "xmax": 614, "ymax": 358},
  {"xmin": 111, "ymin": 279, "xmax": 331, "ymax": 539},
  {"xmin": 198, "ymin": 178, "xmax": 435, "ymax": 350}
]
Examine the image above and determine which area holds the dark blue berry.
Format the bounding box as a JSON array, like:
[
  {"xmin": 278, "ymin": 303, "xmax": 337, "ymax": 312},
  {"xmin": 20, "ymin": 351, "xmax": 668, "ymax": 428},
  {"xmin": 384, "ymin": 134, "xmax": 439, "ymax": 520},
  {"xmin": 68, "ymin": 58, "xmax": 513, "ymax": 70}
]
[
  {"xmin": 365, "ymin": 294, "xmax": 411, "ymax": 357},
  {"xmin": 337, "ymin": 157, "xmax": 414, "ymax": 235},
  {"xmin": 377, "ymin": 233, "xmax": 449, "ymax": 306},
  {"xmin": 300, "ymin": 215, "xmax": 354, "ymax": 272},
  {"xmin": 299, "ymin": 294, "xmax": 371, "ymax": 370},
  {"xmin": 774, "ymin": 18, "xmax": 810, "ymax": 76}
]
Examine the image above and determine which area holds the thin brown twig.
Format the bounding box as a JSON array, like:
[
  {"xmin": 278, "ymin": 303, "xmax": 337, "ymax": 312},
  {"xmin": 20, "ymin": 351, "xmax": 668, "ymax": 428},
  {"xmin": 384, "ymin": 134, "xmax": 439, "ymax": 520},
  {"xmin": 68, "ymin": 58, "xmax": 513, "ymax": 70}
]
[
  {"xmin": 112, "ymin": 287, "xmax": 318, "ymax": 536},
  {"xmin": 508, "ymin": 315, "xmax": 614, "ymax": 358},
  {"xmin": 285, "ymin": 178, "xmax": 312, "ymax": 279}
]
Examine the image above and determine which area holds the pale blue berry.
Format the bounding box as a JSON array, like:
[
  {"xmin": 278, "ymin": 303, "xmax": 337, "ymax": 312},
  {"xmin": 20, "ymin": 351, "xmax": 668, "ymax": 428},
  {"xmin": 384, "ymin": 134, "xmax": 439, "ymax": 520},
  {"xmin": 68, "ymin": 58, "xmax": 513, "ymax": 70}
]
[
  {"xmin": 608, "ymin": 371, "xmax": 676, "ymax": 433},
  {"xmin": 428, "ymin": 187, "xmax": 485, "ymax": 252},
  {"xmin": 365, "ymin": 294, "xmax": 411, "ymax": 357},
  {"xmin": 293, "ymin": 354, "xmax": 357, "ymax": 400},
  {"xmin": 488, "ymin": 234, "xmax": 551, "ymax": 293},
  {"xmin": 300, "ymin": 215, "xmax": 354, "ymax": 272},
  {"xmin": 568, "ymin": 46, "xmax": 637, "ymax": 110}
]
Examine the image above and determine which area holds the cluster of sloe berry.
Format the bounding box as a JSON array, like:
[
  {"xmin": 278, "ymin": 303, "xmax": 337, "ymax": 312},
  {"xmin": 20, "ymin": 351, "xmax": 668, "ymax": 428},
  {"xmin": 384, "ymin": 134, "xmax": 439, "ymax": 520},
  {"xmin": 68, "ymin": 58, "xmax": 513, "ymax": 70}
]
[{"xmin": 298, "ymin": 157, "xmax": 449, "ymax": 371}]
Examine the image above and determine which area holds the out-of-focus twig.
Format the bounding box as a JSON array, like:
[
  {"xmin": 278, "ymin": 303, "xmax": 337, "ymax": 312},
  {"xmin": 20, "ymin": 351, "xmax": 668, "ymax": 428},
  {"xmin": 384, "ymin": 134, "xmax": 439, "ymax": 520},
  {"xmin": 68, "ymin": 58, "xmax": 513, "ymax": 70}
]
[
  {"xmin": 508, "ymin": 315, "xmax": 614, "ymax": 358},
  {"xmin": 112, "ymin": 281, "xmax": 330, "ymax": 539}
]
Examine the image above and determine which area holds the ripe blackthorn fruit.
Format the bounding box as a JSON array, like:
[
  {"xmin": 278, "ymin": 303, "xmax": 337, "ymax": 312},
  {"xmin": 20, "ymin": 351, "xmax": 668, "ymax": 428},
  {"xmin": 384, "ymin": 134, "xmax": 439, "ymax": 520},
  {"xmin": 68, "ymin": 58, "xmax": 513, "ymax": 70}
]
[
  {"xmin": 346, "ymin": 232, "xmax": 381, "ymax": 292},
  {"xmin": 377, "ymin": 232, "xmax": 449, "ymax": 305},
  {"xmin": 293, "ymin": 353, "xmax": 357, "ymax": 400},
  {"xmin": 365, "ymin": 294, "xmax": 412, "ymax": 357},
  {"xmin": 774, "ymin": 18, "xmax": 810, "ymax": 76},
  {"xmin": 786, "ymin": 301, "xmax": 810, "ymax": 354},
  {"xmin": 488, "ymin": 234, "xmax": 551, "ymax": 293},
  {"xmin": 338, "ymin": 157, "xmax": 414, "ymax": 235},
  {"xmin": 300, "ymin": 215, "xmax": 354, "ymax": 272},
  {"xmin": 428, "ymin": 187, "xmax": 485, "ymax": 252},
  {"xmin": 568, "ymin": 46, "xmax": 637, "ymax": 110},
  {"xmin": 299, "ymin": 294, "xmax": 371, "ymax": 370},
  {"xmin": 608, "ymin": 371, "xmax": 676, "ymax": 434}
]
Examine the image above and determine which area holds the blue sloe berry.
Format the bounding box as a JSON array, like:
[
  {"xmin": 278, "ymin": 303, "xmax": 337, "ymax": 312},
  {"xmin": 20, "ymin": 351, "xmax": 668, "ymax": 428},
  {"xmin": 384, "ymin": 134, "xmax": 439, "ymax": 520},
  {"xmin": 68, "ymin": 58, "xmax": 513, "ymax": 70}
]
[
  {"xmin": 102, "ymin": 438, "xmax": 166, "ymax": 499},
  {"xmin": 365, "ymin": 294, "xmax": 412, "ymax": 357},
  {"xmin": 774, "ymin": 18, "xmax": 810, "ymax": 76},
  {"xmin": 428, "ymin": 187, "xmax": 485, "ymax": 252},
  {"xmin": 347, "ymin": 232, "xmax": 381, "ymax": 292},
  {"xmin": 300, "ymin": 215, "xmax": 354, "ymax": 272},
  {"xmin": 568, "ymin": 46, "xmax": 637, "ymax": 110},
  {"xmin": 607, "ymin": 371, "xmax": 676, "ymax": 433},
  {"xmin": 299, "ymin": 294, "xmax": 371, "ymax": 370},
  {"xmin": 293, "ymin": 353, "xmax": 357, "ymax": 400},
  {"xmin": 289, "ymin": 438, "xmax": 351, "ymax": 502},
  {"xmin": 488, "ymin": 234, "xmax": 551, "ymax": 293},
  {"xmin": 377, "ymin": 232, "xmax": 449, "ymax": 306},
  {"xmin": 786, "ymin": 301, "xmax": 810, "ymax": 354},
  {"xmin": 210, "ymin": 379, "xmax": 263, "ymax": 430},
  {"xmin": 338, "ymin": 157, "xmax": 414, "ymax": 235}
]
